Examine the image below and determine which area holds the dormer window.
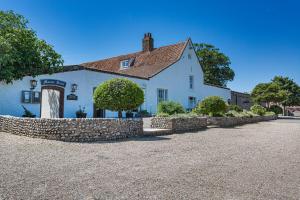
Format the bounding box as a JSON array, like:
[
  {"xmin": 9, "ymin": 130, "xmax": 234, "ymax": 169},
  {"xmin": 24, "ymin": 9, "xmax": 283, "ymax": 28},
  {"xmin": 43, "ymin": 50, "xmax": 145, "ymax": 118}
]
[{"xmin": 120, "ymin": 60, "xmax": 129, "ymax": 69}]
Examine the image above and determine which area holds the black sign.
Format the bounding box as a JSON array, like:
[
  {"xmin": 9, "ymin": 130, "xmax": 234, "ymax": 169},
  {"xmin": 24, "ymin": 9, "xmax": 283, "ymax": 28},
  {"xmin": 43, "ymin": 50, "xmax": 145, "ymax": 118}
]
[
  {"xmin": 41, "ymin": 79, "xmax": 66, "ymax": 87},
  {"xmin": 67, "ymin": 94, "xmax": 78, "ymax": 100}
]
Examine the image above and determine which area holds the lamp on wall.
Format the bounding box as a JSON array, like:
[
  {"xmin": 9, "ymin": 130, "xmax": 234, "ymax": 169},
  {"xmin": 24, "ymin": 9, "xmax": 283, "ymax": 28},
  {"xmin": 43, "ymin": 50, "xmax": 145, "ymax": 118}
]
[
  {"xmin": 71, "ymin": 83, "xmax": 78, "ymax": 93},
  {"xmin": 30, "ymin": 79, "xmax": 37, "ymax": 90}
]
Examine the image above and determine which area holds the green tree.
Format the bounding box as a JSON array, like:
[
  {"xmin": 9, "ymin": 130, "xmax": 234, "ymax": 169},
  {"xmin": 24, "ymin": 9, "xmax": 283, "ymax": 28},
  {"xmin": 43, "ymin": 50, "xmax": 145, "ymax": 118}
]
[
  {"xmin": 93, "ymin": 78, "xmax": 144, "ymax": 118},
  {"xmin": 194, "ymin": 43, "xmax": 235, "ymax": 87},
  {"xmin": 0, "ymin": 10, "xmax": 63, "ymax": 83},
  {"xmin": 272, "ymin": 76, "xmax": 300, "ymax": 114},
  {"xmin": 251, "ymin": 82, "xmax": 288, "ymax": 108}
]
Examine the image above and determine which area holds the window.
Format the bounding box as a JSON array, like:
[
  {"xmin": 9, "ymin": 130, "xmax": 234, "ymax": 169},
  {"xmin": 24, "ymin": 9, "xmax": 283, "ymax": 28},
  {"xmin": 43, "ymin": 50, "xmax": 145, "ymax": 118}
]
[
  {"xmin": 21, "ymin": 91, "xmax": 41, "ymax": 104},
  {"xmin": 120, "ymin": 59, "xmax": 129, "ymax": 69},
  {"xmin": 157, "ymin": 89, "xmax": 168, "ymax": 103},
  {"xmin": 189, "ymin": 75, "xmax": 194, "ymax": 89},
  {"xmin": 188, "ymin": 96, "xmax": 197, "ymax": 110},
  {"xmin": 188, "ymin": 54, "xmax": 192, "ymax": 59}
]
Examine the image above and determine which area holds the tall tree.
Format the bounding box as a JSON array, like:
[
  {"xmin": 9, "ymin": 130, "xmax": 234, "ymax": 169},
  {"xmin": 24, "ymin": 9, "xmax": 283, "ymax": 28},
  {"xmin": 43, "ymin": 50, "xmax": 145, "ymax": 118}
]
[
  {"xmin": 272, "ymin": 76, "xmax": 300, "ymax": 114},
  {"xmin": 251, "ymin": 82, "xmax": 288, "ymax": 108},
  {"xmin": 0, "ymin": 11, "xmax": 63, "ymax": 83},
  {"xmin": 194, "ymin": 43, "xmax": 235, "ymax": 87}
]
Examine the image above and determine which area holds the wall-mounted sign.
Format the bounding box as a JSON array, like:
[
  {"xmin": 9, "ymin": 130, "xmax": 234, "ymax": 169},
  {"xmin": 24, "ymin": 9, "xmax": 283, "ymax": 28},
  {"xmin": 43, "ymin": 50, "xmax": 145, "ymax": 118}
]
[
  {"xmin": 67, "ymin": 94, "xmax": 78, "ymax": 100},
  {"xmin": 41, "ymin": 79, "xmax": 66, "ymax": 87}
]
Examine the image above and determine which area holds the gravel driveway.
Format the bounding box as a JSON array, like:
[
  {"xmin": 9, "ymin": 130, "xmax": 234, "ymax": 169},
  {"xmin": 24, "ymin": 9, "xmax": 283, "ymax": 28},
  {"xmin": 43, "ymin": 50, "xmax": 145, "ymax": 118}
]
[{"xmin": 0, "ymin": 119, "xmax": 299, "ymax": 200}]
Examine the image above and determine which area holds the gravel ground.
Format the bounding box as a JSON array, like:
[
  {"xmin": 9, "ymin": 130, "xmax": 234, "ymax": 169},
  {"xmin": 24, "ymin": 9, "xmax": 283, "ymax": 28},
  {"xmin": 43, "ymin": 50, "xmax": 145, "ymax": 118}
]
[{"xmin": 0, "ymin": 119, "xmax": 299, "ymax": 200}]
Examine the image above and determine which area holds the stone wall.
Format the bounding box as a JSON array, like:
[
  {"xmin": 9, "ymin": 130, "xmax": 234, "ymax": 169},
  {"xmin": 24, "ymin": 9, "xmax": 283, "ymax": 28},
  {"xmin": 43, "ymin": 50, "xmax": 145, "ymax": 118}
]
[
  {"xmin": 207, "ymin": 115, "xmax": 277, "ymax": 127},
  {"xmin": 0, "ymin": 115, "xmax": 143, "ymax": 142},
  {"xmin": 151, "ymin": 117, "xmax": 207, "ymax": 132}
]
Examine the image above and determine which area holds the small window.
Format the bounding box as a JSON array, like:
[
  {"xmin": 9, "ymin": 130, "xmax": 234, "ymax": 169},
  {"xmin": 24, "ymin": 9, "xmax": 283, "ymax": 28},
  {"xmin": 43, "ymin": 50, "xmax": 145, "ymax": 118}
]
[
  {"xmin": 120, "ymin": 59, "xmax": 129, "ymax": 69},
  {"xmin": 188, "ymin": 54, "xmax": 192, "ymax": 59},
  {"xmin": 189, "ymin": 75, "xmax": 194, "ymax": 89},
  {"xmin": 157, "ymin": 89, "xmax": 168, "ymax": 103}
]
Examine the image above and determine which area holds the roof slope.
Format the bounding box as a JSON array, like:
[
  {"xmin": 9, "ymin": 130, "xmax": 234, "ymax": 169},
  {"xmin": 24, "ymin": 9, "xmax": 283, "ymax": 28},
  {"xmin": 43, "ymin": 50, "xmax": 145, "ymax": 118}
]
[{"xmin": 80, "ymin": 41, "xmax": 188, "ymax": 79}]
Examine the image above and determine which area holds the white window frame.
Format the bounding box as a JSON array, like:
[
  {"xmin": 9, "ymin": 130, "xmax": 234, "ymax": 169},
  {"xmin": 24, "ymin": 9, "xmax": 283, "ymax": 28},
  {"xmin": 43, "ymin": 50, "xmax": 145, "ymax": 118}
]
[
  {"xmin": 157, "ymin": 88, "xmax": 168, "ymax": 103},
  {"xmin": 120, "ymin": 59, "xmax": 129, "ymax": 69},
  {"xmin": 189, "ymin": 75, "xmax": 194, "ymax": 89}
]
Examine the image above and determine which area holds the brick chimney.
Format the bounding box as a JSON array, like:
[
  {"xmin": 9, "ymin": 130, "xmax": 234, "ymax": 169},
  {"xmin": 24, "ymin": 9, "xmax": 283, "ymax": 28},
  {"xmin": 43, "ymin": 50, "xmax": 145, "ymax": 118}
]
[{"xmin": 142, "ymin": 33, "xmax": 154, "ymax": 52}]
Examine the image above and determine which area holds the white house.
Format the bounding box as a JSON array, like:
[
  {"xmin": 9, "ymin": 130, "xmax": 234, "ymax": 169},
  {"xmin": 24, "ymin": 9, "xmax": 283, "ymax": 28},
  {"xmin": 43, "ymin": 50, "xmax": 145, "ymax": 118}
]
[{"xmin": 0, "ymin": 33, "xmax": 231, "ymax": 118}]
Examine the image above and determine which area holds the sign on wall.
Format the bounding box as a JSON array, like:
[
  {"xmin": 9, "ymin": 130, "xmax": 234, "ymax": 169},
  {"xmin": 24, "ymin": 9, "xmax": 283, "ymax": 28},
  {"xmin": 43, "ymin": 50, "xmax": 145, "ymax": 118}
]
[
  {"xmin": 40, "ymin": 79, "xmax": 66, "ymax": 87},
  {"xmin": 67, "ymin": 94, "xmax": 78, "ymax": 100}
]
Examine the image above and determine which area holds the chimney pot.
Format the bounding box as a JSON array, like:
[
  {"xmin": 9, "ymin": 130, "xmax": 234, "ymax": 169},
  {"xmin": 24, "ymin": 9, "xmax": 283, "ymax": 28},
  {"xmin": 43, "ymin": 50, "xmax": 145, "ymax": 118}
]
[{"xmin": 142, "ymin": 32, "xmax": 154, "ymax": 52}]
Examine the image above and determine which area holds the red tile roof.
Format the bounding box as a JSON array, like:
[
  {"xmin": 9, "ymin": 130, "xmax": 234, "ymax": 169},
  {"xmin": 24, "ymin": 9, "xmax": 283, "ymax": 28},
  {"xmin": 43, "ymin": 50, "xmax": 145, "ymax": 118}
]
[{"xmin": 80, "ymin": 40, "xmax": 188, "ymax": 79}]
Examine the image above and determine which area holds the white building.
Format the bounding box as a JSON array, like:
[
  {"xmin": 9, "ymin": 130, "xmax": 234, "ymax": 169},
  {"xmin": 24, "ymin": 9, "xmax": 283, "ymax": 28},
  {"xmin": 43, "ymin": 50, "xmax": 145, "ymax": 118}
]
[{"xmin": 0, "ymin": 33, "xmax": 231, "ymax": 118}]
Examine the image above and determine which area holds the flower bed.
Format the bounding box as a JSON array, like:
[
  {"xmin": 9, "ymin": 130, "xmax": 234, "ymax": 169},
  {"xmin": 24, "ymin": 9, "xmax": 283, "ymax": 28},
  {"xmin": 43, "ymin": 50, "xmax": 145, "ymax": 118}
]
[
  {"xmin": 207, "ymin": 115, "xmax": 277, "ymax": 127},
  {"xmin": 0, "ymin": 115, "xmax": 143, "ymax": 142}
]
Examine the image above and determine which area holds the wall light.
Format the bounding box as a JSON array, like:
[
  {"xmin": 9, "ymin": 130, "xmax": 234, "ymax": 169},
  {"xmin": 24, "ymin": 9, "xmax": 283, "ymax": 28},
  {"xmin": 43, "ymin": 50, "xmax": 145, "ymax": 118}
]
[
  {"xmin": 71, "ymin": 83, "xmax": 78, "ymax": 93},
  {"xmin": 30, "ymin": 79, "xmax": 37, "ymax": 90}
]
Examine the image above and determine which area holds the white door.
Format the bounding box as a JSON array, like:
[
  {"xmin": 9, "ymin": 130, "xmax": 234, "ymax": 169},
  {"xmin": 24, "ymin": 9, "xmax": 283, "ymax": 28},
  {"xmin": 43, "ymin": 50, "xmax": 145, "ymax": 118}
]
[{"xmin": 41, "ymin": 88, "xmax": 61, "ymax": 118}]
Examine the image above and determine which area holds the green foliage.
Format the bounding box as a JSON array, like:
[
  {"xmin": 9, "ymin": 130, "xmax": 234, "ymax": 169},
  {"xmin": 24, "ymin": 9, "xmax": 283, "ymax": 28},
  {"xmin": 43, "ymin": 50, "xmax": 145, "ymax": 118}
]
[
  {"xmin": 264, "ymin": 111, "xmax": 276, "ymax": 116},
  {"xmin": 268, "ymin": 105, "xmax": 283, "ymax": 115},
  {"xmin": 250, "ymin": 104, "xmax": 266, "ymax": 116},
  {"xmin": 272, "ymin": 76, "xmax": 300, "ymax": 107},
  {"xmin": 227, "ymin": 104, "xmax": 243, "ymax": 112},
  {"xmin": 170, "ymin": 112, "xmax": 200, "ymax": 118},
  {"xmin": 0, "ymin": 11, "xmax": 63, "ymax": 83},
  {"xmin": 21, "ymin": 105, "xmax": 35, "ymax": 118},
  {"xmin": 156, "ymin": 112, "xmax": 170, "ymax": 117},
  {"xmin": 194, "ymin": 96, "xmax": 227, "ymax": 117},
  {"xmin": 137, "ymin": 110, "xmax": 151, "ymax": 117},
  {"xmin": 93, "ymin": 78, "xmax": 144, "ymax": 117},
  {"xmin": 157, "ymin": 101, "xmax": 185, "ymax": 115},
  {"xmin": 194, "ymin": 43, "xmax": 235, "ymax": 87},
  {"xmin": 251, "ymin": 82, "xmax": 288, "ymax": 106}
]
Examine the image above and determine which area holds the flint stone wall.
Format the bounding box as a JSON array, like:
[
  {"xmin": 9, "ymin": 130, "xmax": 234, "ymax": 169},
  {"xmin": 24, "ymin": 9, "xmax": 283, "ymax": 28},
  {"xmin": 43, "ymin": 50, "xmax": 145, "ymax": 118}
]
[
  {"xmin": 207, "ymin": 115, "xmax": 277, "ymax": 127},
  {"xmin": 0, "ymin": 115, "xmax": 143, "ymax": 142},
  {"xmin": 151, "ymin": 117, "xmax": 207, "ymax": 132}
]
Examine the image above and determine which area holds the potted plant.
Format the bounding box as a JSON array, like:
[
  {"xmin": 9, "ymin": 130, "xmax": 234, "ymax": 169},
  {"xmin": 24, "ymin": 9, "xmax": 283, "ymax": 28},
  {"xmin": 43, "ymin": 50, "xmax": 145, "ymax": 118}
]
[
  {"xmin": 21, "ymin": 106, "xmax": 36, "ymax": 118},
  {"xmin": 76, "ymin": 106, "xmax": 87, "ymax": 118}
]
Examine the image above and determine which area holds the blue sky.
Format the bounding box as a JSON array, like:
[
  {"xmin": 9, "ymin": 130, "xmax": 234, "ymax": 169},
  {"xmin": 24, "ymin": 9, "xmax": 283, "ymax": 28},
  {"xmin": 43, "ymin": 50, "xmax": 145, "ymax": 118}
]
[{"xmin": 1, "ymin": 0, "xmax": 299, "ymax": 92}]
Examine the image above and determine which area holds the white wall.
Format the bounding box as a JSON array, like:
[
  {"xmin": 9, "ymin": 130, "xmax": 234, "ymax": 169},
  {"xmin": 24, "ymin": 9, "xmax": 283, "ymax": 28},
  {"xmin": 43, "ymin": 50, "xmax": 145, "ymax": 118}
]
[
  {"xmin": 0, "ymin": 70, "xmax": 147, "ymax": 118},
  {"xmin": 146, "ymin": 40, "xmax": 231, "ymax": 113}
]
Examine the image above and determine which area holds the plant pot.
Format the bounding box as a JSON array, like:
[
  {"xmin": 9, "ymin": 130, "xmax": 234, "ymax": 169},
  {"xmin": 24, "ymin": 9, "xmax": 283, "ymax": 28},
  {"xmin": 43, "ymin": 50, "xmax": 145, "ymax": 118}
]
[{"xmin": 76, "ymin": 113, "xmax": 87, "ymax": 118}]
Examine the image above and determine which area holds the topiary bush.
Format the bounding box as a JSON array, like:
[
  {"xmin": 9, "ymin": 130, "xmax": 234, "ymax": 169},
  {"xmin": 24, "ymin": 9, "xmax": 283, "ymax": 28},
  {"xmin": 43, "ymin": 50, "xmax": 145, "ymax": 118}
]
[
  {"xmin": 227, "ymin": 104, "xmax": 243, "ymax": 112},
  {"xmin": 157, "ymin": 101, "xmax": 185, "ymax": 115},
  {"xmin": 193, "ymin": 96, "xmax": 227, "ymax": 117},
  {"xmin": 93, "ymin": 78, "xmax": 144, "ymax": 118},
  {"xmin": 250, "ymin": 104, "xmax": 266, "ymax": 116},
  {"xmin": 268, "ymin": 105, "xmax": 283, "ymax": 115}
]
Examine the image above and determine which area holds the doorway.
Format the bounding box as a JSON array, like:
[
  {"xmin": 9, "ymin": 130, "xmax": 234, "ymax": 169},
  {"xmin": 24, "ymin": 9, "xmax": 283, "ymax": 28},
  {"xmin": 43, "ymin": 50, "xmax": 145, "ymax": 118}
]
[{"xmin": 40, "ymin": 86, "xmax": 64, "ymax": 118}]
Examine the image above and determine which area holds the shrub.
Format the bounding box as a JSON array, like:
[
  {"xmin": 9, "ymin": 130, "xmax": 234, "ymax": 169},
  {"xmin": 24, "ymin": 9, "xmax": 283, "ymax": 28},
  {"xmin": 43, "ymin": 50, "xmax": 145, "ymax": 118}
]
[
  {"xmin": 194, "ymin": 96, "xmax": 227, "ymax": 117},
  {"xmin": 227, "ymin": 104, "xmax": 243, "ymax": 112},
  {"xmin": 225, "ymin": 110, "xmax": 244, "ymax": 117},
  {"xmin": 170, "ymin": 112, "xmax": 199, "ymax": 118},
  {"xmin": 93, "ymin": 78, "xmax": 144, "ymax": 118},
  {"xmin": 156, "ymin": 112, "xmax": 170, "ymax": 117},
  {"xmin": 268, "ymin": 105, "xmax": 283, "ymax": 115},
  {"xmin": 250, "ymin": 104, "xmax": 266, "ymax": 116},
  {"xmin": 157, "ymin": 101, "xmax": 185, "ymax": 115},
  {"xmin": 264, "ymin": 111, "xmax": 276, "ymax": 116}
]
